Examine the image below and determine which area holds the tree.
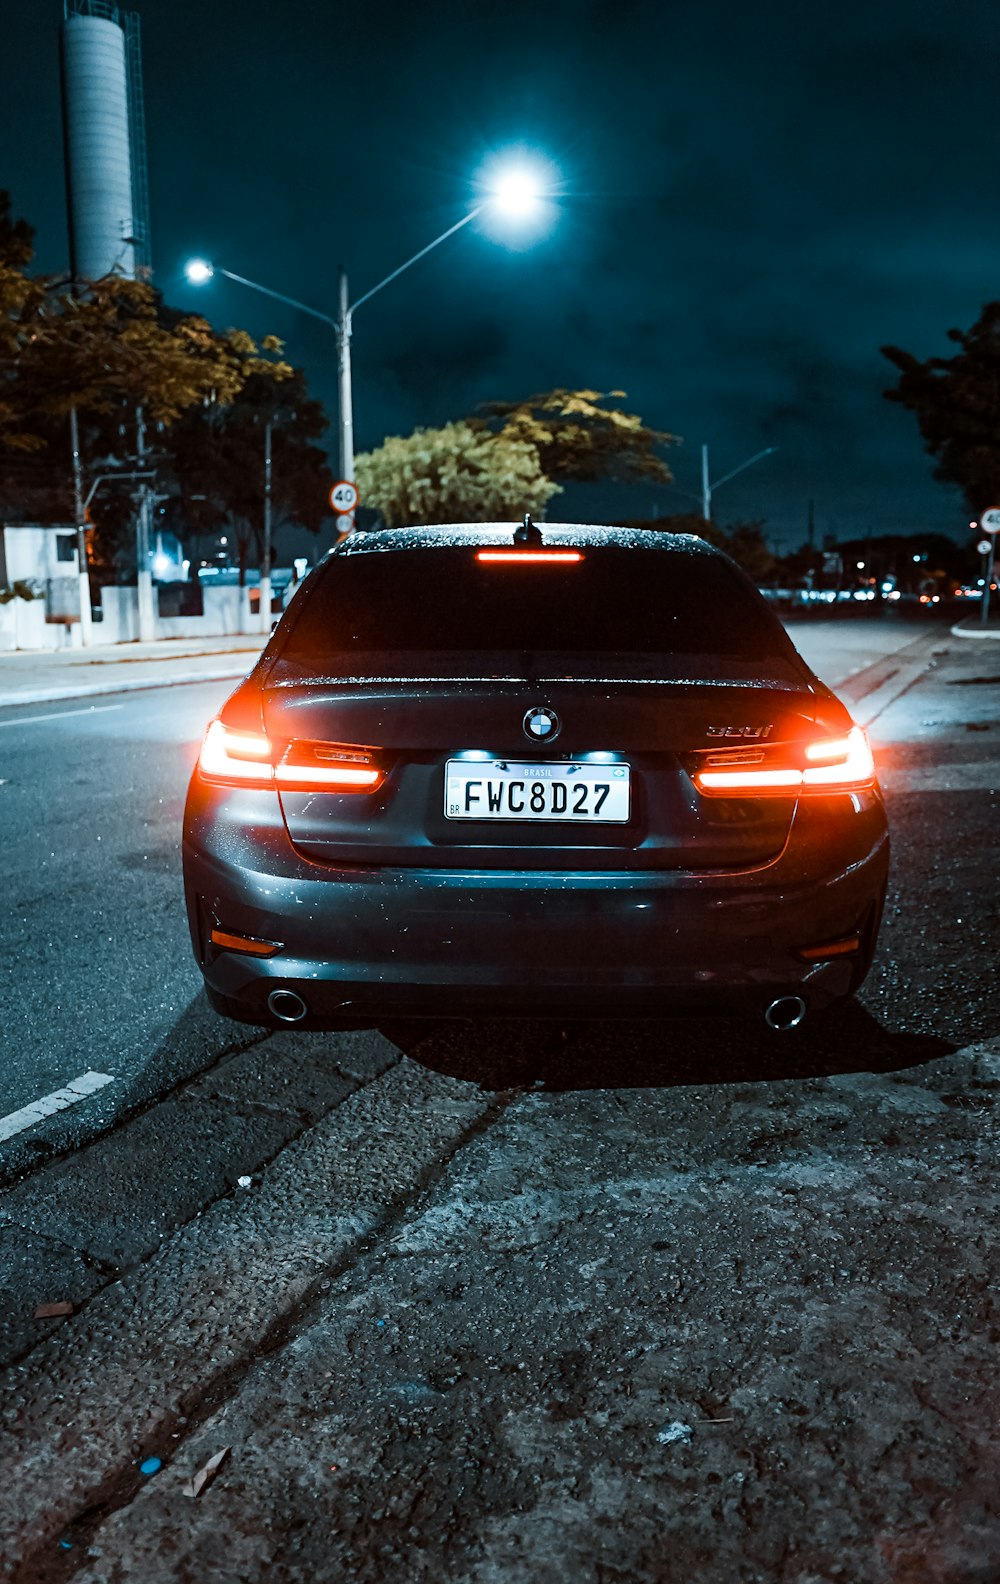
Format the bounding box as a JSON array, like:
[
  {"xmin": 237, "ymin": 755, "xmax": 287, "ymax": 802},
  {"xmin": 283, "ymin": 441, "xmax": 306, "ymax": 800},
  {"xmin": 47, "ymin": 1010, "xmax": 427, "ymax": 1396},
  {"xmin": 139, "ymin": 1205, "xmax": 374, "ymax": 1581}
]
[
  {"xmin": 722, "ymin": 520, "xmax": 777, "ymax": 583},
  {"xmin": 0, "ymin": 190, "xmax": 34, "ymax": 270},
  {"xmin": 355, "ymin": 421, "xmax": 562, "ymax": 527},
  {"xmin": 475, "ymin": 389, "xmax": 677, "ymax": 486},
  {"xmin": 882, "ymin": 303, "xmax": 1000, "ymax": 515},
  {"xmin": 0, "ymin": 189, "xmax": 341, "ymax": 600},
  {"xmin": 162, "ymin": 368, "xmax": 335, "ymax": 584},
  {"xmin": 623, "ymin": 511, "xmax": 776, "ymax": 582}
]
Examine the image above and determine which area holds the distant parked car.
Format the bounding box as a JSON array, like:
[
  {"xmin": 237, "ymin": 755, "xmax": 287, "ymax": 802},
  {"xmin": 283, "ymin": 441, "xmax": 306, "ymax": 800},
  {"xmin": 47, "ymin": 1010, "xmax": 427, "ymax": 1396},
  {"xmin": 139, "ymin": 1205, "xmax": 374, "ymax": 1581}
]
[{"xmin": 183, "ymin": 522, "xmax": 888, "ymax": 1033}]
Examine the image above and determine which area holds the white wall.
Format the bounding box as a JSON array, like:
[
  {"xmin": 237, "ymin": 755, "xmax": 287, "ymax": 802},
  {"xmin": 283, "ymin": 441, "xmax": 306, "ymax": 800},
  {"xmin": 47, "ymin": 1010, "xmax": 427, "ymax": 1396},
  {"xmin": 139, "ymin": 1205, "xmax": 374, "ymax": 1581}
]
[
  {"xmin": 0, "ymin": 597, "xmax": 64, "ymax": 653},
  {"xmin": 0, "ymin": 526, "xmax": 81, "ymax": 650},
  {"xmin": 1, "ymin": 524, "xmax": 78, "ymax": 583},
  {"xmin": 96, "ymin": 583, "xmax": 254, "ymax": 644}
]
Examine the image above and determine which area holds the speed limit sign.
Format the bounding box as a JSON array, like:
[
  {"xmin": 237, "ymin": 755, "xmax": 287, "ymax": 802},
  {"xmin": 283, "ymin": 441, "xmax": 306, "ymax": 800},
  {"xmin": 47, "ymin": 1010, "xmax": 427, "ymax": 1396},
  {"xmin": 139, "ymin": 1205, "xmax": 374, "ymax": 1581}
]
[
  {"xmin": 330, "ymin": 480, "xmax": 359, "ymax": 513},
  {"xmin": 980, "ymin": 506, "xmax": 1000, "ymax": 534}
]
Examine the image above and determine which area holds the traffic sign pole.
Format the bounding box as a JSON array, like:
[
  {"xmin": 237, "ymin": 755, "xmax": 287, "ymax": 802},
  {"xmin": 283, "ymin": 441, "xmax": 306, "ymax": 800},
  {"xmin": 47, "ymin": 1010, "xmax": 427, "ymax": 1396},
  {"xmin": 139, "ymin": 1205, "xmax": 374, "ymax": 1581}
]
[
  {"xmin": 981, "ymin": 545, "xmax": 995, "ymax": 627},
  {"xmin": 330, "ymin": 479, "xmax": 359, "ymax": 539},
  {"xmin": 978, "ymin": 509, "xmax": 1000, "ymax": 625}
]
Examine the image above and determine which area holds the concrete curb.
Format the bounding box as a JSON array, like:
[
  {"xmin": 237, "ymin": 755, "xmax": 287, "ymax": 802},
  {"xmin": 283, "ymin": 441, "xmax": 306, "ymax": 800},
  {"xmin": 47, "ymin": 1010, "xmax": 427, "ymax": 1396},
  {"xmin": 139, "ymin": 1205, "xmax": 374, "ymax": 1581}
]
[
  {"xmin": 950, "ymin": 621, "xmax": 1000, "ymax": 641},
  {"xmin": 0, "ymin": 665, "xmax": 254, "ymax": 710}
]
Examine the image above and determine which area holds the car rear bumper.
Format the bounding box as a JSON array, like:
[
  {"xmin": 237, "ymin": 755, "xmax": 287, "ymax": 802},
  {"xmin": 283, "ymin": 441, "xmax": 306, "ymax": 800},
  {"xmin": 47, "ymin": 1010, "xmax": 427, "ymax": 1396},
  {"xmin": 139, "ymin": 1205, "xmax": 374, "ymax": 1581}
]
[{"xmin": 183, "ymin": 789, "xmax": 889, "ymax": 1026}]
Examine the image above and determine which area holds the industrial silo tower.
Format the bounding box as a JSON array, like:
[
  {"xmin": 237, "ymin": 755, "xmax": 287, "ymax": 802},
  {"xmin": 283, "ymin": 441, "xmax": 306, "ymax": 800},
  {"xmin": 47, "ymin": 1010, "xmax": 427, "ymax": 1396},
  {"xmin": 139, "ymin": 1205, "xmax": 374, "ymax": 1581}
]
[{"xmin": 60, "ymin": 0, "xmax": 151, "ymax": 282}]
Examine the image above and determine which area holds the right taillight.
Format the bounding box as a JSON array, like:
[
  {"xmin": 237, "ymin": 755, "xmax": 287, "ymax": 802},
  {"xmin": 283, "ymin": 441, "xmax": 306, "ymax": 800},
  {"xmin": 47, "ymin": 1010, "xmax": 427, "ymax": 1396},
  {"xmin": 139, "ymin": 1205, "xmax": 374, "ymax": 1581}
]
[
  {"xmin": 198, "ymin": 720, "xmax": 384, "ymax": 792},
  {"xmin": 693, "ymin": 726, "xmax": 876, "ymax": 797}
]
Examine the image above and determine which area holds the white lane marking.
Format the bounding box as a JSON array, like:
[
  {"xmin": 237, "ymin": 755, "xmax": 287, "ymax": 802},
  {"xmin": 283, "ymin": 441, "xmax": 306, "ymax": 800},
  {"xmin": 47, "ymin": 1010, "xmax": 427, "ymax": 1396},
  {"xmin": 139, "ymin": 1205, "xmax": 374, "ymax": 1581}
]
[
  {"xmin": 0, "ymin": 1071, "xmax": 115, "ymax": 1144},
  {"xmin": 0, "ymin": 704, "xmax": 124, "ymax": 729}
]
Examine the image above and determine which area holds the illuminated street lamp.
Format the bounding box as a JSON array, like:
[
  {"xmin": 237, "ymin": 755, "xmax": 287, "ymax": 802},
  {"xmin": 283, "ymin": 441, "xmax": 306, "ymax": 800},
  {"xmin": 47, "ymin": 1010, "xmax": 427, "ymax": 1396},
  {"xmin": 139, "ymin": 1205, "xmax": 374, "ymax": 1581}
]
[{"xmin": 184, "ymin": 157, "xmax": 554, "ymax": 492}]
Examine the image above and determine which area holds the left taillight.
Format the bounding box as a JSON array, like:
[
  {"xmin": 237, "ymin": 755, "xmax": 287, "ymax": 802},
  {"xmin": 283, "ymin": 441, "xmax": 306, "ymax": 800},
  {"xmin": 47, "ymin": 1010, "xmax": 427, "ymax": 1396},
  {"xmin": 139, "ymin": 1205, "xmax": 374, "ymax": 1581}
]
[
  {"xmin": 692, "ymin": 725, "xmax": 876, "ymax": 797},
  {"xmin": 199, "ymin": 721, "xmax": 274, "ymax": 787},
  {"xmin": 198, "ymin": 720, "xmax": 384, "ymax": 792}
]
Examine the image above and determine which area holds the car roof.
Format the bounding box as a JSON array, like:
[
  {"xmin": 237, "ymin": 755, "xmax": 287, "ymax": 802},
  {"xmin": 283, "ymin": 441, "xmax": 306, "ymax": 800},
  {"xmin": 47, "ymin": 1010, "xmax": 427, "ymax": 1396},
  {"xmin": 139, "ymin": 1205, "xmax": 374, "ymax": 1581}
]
[{"xmin": 333, "ymin": 524, "xmax": 717, "ymax": 557}]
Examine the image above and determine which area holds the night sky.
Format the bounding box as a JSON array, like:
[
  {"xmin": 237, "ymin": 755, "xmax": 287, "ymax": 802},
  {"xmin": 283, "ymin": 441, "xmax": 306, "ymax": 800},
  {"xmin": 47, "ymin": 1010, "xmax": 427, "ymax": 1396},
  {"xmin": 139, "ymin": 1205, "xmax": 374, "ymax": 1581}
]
[{"xmin": 6, "ymin": 0, "xmax": 1000, "ymax": 548}]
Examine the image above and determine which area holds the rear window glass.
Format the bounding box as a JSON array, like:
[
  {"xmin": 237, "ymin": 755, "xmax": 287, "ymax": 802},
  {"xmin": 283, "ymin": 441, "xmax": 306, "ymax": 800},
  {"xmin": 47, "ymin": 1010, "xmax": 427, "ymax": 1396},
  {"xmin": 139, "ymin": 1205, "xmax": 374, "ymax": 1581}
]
[{"xmin": 280, "ymin": 547, "xmax": 788, "ymax": 665}]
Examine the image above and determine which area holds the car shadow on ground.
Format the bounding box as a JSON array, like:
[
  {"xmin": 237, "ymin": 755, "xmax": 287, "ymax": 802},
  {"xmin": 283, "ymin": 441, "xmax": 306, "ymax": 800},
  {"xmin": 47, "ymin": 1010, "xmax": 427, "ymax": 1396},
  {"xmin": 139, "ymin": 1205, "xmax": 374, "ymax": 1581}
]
[{"xmin": 383, "ymin": 1000, "xmax": 957, "ymax": 1093}]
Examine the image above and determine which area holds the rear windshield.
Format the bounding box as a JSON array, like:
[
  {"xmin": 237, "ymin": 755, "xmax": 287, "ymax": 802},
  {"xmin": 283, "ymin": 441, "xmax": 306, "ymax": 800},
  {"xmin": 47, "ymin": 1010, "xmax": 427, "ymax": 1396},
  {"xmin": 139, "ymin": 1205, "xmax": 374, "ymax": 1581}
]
[{"xmin": 279, "ymin": 546, "xmax": 790, "ymax": 667}]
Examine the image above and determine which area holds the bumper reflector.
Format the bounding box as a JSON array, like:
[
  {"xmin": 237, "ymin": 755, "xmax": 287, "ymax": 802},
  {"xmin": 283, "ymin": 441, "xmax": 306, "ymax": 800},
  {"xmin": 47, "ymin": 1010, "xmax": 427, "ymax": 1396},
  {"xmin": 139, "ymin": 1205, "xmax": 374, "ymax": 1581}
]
[
  {"xmin": 210, "ymin": 928, "xmax": 283, "ymax": 958},
  {"xmin": 795, "ymin": 935, "xmax": 861, "ymax": 962}
]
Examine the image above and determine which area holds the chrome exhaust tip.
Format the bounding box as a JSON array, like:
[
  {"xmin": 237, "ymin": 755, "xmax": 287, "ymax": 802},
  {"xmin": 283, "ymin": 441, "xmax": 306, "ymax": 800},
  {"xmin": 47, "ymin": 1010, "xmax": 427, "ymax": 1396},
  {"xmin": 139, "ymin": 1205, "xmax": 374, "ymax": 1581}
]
[
  {"xmin": 764, "ymin": 995, "xmax": 807, "ymax": 1032},
  {"xmin": 267, "ymin": 987, "xmax": 308, "ymax": 1024}
]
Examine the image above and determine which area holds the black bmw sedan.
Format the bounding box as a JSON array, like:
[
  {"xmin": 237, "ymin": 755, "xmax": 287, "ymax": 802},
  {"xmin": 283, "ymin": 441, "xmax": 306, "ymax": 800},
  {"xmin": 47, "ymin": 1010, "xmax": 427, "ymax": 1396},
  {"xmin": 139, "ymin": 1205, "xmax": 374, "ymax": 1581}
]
[{"xmin": 183, "ymin": 522, "xmax": 888, "ymax": 1032}]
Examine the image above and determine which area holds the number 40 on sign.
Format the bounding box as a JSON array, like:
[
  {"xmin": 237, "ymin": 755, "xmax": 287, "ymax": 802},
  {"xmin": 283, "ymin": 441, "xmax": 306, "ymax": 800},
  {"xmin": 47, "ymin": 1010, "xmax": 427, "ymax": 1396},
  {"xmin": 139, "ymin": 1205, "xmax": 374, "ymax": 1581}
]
[{"xmin": 330, "ymin": 480, "xmax": 359, "ymax": 514}]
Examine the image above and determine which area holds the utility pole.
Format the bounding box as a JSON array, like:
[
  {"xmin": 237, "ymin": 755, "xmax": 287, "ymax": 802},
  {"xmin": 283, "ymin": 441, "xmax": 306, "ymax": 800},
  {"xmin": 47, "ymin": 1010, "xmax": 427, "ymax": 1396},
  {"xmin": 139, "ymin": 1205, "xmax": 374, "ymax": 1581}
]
[
  {"xmin": 261, "ymin": 418, "xmax": 273, "ymax": 634},
  {"xmin": 69, "ymin": 407, "xmax": 93, "ymax": 646},
  {"xmin": 336, "ymin": 266, "xmax": 355, "ymax": 486},
  {"xmin": 134, "ymin": 406, "xmax": 155, "ymax": 641},
  {"xmin": 701, "ymin": 443, "xmax": 776, "ymax": 523}
]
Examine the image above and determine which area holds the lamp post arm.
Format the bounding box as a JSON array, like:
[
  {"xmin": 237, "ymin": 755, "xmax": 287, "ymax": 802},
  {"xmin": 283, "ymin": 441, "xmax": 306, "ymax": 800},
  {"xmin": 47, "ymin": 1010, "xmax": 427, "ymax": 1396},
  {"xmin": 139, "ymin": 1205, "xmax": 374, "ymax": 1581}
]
[
  {"xmin": 83, "ymin": 470, "xmax": 155, "ymax": 515},
  {"xmin": 214, "ymin": 267, "xmax": 338, "ymax": 330},
  {"xmin": 711, "ymin": 446, "xmax": 777, "ymax": 492},
  {"xmin": 348, "ymin": 206, "xmax": 484, "ymax": 315}
]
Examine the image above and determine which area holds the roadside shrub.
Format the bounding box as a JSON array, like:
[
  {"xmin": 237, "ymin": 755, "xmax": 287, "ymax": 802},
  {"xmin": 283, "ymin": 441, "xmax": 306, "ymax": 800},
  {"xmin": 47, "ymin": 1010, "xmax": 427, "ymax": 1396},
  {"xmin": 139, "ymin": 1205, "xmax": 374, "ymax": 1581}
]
[{"xmin": 0, "ymin": 580, "xmax": 42, "ymax": 603}]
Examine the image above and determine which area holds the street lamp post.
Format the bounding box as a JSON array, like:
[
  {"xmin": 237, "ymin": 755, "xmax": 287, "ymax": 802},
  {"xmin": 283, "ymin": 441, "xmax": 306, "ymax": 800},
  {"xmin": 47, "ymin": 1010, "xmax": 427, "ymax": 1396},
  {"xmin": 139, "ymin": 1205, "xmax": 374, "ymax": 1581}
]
[
  {"xmin": 262, "ymin": 418, "xmax": 272, "ymax": 633},
  {"xmin": 185, "ymin": 163, "xmax": 549, "ymax": 516},
  {"xmin": 187, "ymin": 209, "xmax": 487, "ymax": 489},
  {"xmin": 701, "ymin": 443, "xmax": 776, "ymax": 521},
  {"xmin": 68, "ymin": 407, "xmax": 93, "ymax": 647}
]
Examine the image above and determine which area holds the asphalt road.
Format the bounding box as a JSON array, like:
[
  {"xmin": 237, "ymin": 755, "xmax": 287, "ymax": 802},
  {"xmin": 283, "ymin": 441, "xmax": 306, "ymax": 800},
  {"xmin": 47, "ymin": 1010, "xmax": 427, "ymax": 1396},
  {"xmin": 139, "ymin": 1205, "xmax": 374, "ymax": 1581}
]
[
  {"xmin": 0, "ymin": 625, "xmax": 917, "ymax": 1152},
  {"xmin": 0, "ymin": 614, "xmax": 997, "ymax": 1582}
]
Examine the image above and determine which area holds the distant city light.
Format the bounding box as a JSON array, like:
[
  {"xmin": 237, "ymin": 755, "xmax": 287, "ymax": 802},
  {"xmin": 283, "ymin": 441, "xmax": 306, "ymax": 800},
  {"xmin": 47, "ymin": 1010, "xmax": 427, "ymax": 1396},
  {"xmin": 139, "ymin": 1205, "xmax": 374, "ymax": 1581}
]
[{"xmin": 185, "ymin": 258, "xmax": 214, "ymax": 284}]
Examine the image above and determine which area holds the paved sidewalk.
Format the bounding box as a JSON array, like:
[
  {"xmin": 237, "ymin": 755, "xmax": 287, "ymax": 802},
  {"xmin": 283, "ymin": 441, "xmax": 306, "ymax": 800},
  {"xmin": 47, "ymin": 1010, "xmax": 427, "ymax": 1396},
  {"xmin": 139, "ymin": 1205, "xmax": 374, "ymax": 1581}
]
[{"xmin": 0, "ymin": 634, "xmax": 265, "ymax": 709}]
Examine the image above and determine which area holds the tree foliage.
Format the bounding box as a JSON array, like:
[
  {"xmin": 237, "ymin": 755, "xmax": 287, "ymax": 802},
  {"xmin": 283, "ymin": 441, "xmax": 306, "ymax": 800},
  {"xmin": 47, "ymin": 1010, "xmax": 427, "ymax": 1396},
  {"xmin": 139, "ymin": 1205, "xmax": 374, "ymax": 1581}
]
[
  {"xmin": 624, "ymin": 511, "xmax": 776, "ymax": 582},
  {"xmin": 476, "ymin": 389, "xmax": 677, "ymax": 486},
  {"xmin": 355, "ymin": 422, "xmax": 562, "ymax": 527},
  {"xmin": 882, "ymin": 303, "xmax": 1000, "ymax": 514},
  {"xmin": 160, "ymin": 368, "xmax": 334, "ymax": 583},
  {"xmin": 0, "ymin": 189, "xmax": 335, "ymax": 577},
  {"xmin": 2, "ymin": 272, "xmax": 291, "ymax": 456}
]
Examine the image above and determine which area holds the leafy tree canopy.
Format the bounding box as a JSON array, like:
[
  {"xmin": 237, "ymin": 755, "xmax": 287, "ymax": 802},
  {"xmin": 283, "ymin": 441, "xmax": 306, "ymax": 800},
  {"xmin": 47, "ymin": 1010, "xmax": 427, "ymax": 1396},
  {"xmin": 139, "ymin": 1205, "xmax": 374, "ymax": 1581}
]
[
  {"xmin": 0, "ymin": 190, "xmax": 35, "ymax": 270},
  {"xmin": 355, "ymin": 421, "xmax": 562, "ymax": 527},
  {"xmin": 157, "ymin": 368, "xmax": 335, "ymax": 583},
  {"xmin": 624, "ymin": 511, "xmax": 776, "ymax": 582},
  {"xmin": 0, "ymin": 188, "xmax": 334, "ymax": 578},
  {"xmin": 475, "ymin": 389, "xmax": 677, "ymax": 486},
  {"xmin": 3, "ymin": 273, "xmax": 291, "ymax": 455},
  {"xmin": 882, "ymin": 303, "xmax": 1000, "ymax": 515}
]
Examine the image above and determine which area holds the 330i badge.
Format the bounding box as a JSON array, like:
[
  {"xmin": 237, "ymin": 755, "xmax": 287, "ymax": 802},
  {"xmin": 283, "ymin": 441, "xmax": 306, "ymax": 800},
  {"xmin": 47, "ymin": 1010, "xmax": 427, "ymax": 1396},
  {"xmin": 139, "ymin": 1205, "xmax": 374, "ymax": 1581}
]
[{"xmin": 183, "ymin": 521, "xmax": 888, "ymax": 1033}]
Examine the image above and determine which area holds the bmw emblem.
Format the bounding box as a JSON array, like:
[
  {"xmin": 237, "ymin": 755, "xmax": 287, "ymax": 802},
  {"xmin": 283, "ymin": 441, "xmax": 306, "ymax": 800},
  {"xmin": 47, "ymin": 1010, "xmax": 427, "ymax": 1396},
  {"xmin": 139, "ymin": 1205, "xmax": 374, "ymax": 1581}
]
[{"xmin": 523, "ymin": 706, "xmax": 561, "ymax": 742}]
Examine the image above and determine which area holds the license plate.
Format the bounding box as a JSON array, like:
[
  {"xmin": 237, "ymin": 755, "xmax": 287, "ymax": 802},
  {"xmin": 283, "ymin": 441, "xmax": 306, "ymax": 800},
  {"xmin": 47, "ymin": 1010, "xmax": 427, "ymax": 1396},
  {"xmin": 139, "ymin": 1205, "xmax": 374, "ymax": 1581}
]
[{"xmin": 445, "ymin": 759, "xmax": 630, "ymax": 822}]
